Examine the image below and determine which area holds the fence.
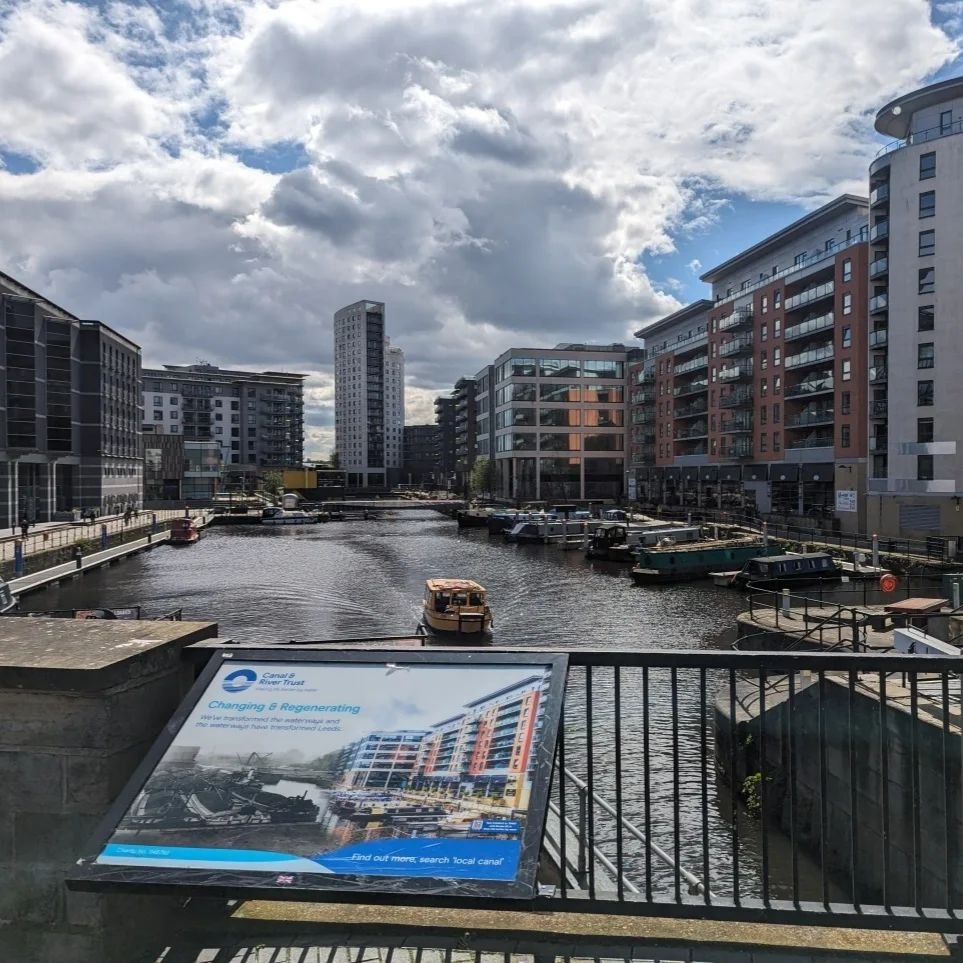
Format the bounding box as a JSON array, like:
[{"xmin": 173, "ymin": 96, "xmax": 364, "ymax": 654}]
[
  {"xmin": 646, "ymin": 506, "xmax": 957, "ymax": 563},
  {"xmin": 541, "ymin": 649, "xmax": 963, "ymax": 931}
]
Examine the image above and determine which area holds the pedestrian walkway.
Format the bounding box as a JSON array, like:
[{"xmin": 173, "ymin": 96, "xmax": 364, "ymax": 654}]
[{"xmin": 0, "ymin": 509, "xmax": 196, "ymax": 564}]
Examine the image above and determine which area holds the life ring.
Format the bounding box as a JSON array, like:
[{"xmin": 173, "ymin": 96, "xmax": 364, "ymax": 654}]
[{"xmin": 880, "ymin": 573, "xmax": 898, "ymax": 593}]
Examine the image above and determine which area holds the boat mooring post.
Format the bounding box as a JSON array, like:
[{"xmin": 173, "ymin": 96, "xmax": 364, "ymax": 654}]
[
  {"xmin": 782, "ymin": 588, "xmax": 791, "ymax": 616},
  {"xmin": 953, "ymin": 581, "xmax": 961, "ymax": 611}
]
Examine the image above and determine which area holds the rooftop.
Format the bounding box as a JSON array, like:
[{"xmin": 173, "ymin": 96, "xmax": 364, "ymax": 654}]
[
  {"xmin": 148, "ymin": 364, "xmax": 307, "ymax": 382},
  {"xmin": 699, "ymin": 194, "xmax": 868, "ymax": 283},
  {"xmin": 876, "ymin": 76, "xmax": 963, "ymax": 138},
  {"xmin": 0, "ymin": 268, "xmax": 78, "ymax": 320},
  {"xmin": 634, "ymin": 299, "xmax": 714, "ymax": 341}
]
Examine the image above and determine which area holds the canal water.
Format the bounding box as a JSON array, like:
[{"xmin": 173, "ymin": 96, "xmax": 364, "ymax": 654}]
[{"xmin": 24, "ymin": 511, "xmax": 818, "ymax": 901}]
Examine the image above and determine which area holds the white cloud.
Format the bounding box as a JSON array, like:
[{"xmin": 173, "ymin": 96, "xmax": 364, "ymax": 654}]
[{"xmin": 0, "ymin": 0, "xmax": 958, "ymax": 458}]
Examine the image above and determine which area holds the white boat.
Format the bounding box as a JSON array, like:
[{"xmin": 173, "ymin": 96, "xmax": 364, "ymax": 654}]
[{"xmin": 261, "ymin": 507, "xmax": 322, "ymax": 526}]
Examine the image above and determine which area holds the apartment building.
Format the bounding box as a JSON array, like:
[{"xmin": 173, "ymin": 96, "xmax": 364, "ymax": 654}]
[
  {"xmin": 632, "ymin": 195, "xmax": 870, "ymax": 531},
  {"xmin": 867, "ymin": 77, "xmax": 963, "ymax": 539},
  {"xmin": 481, "ymin": 344, "xmax": 628, "ymax": 502},
  {"xmin": 402, "ymin": 424, "xmax": 441, "ymax": 487},
  {"xmin": 333, "ymin": 300, "xmax": 405, "ymax": 488},
  {"xmin": 142, "ymin": 364, "xmax": 304, "ymax": 479},
  {"xmin": 433, "ymin": 395, "xmax": 456, "ymax": 485},
  {"xmin": 453, "ymin": 376, "xmax": 478, "ymax": 489},
  {"xmin": 0, "ymin": 270, "xmax": 142, "ymax": 524},
  {"xmin": 338, "ymin": 730, "xmax": 429, "ymax": 791}
]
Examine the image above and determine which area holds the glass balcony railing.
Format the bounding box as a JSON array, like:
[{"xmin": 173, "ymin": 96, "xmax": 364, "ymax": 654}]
[
  {"xmin": 870, "ymin": 221, "xmax": 889, "ymax": 242},
  {"xmin": 869, "ymin": 257, "xmax": 888, "ymax": 280},
  {"xmin": 717, "ymin": 361, "xmax": 753, "ymax": 382},
  {"xmin": 717, "ymin": 307, "xmax": 753, "ymax": 332},
  {"xmin": 673, "ymin": 379, "xmax": 709, "ymax": 397},
  {"xmin": 870, "ymin": 293, "xmax": 888, "ymax": 313},
  {"xmin": 674, "ymin": 425, "xmax": 708, "ymax": 440},
  {"xmin": 786, "ymin": 408, "xmax": 835, "ymax": 429},
  {"xmin": 870, "ymin": 365, "xmax": 888, "ymax": 384},
  {"xmin": 870, "ymin": 183, "xmax": 889, "ymax": 206},
  {"xmin": 869, "ymin": 328, "xmax": 888, "ymax": 348},
  {"xmin": 784, "ymin": 344, "xmax": 834, "ymax": 370},
  {"xmin": 783, "ymin": 311, "xmax": 834, "ymax": 342},
  {"xmin": 725, "ymin": 439, "xmax": 753, "ymax": 459},
  {"xmin": 785, "ymin": 433, "xmax": 834, "ymax": 450},
  {"xmin": 718, "ymin": 334, "xmax": 753, "ymax": 357},
  {"xmin": 720, "ymin": 416, "xmax": 753, "ymax": 433},
  {"xmin": 784, "ymin": 376, "xmax": 834, "ymax": 399},
  {"xmin": 674, "ymin": 401, "xmax": 708, "ymax": 419},
  {"xmin": 870, "ymin": 435, "xmax": 888, "ymax": 453},
  {"xmin": 673, "ymin": 354, "xmax": 709, "ymax": 376},
  {"xmin": 718, "ymin": 387, "xmax": 753, "ymax": 408},
  {"xmin": 783, "ymin": 281, "xmax": 834, "ymax": 313},
  {"xmin": 870, "ymin": 399, "xmax": 888, "ymax": 418}
]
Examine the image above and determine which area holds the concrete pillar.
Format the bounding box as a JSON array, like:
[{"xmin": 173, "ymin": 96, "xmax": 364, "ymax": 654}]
[{"xmin": 45, "ymin": 462, "xmax": 55, "ymax": 522}]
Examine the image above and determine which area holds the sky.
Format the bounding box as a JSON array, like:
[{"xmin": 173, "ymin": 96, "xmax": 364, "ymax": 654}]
[{"xmin": 0, "ymin": 1, "xmax": 961, "ymax": 458}]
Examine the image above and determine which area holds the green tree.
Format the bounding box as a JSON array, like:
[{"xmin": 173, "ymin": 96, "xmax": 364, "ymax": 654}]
[
  {"xmin": 469, "ymin": 457, "xmax": 495, "ymax": 498},
  {"xmin": 328, "ymin": 451, "xmax": 340, "ymax": 469},
  {"xmin": 260, "ymin": 470, "xmax": 283, "ymax": 500}
]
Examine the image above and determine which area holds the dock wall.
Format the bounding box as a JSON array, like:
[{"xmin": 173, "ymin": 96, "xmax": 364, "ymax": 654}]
[
  {"xmin": 715, "ymin": 674, "xmax": 963, "ymax": 907},
  {"xmin": 0, "ymin": 619, "xmax": 218, "ymax": 962}
]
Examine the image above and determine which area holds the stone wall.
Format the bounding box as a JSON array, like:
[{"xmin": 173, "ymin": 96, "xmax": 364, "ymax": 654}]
[{"xmin": 0, "ymin": 618, "xmax": 218, "ymax": 962}]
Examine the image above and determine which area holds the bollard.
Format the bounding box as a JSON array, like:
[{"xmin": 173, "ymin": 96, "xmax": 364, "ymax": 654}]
[
  {"xmin": 954, "ymin": 582, "xmax": 961, "ymax": 611},
  {"xmin": 782, "ymin": 588, "xmax": 791, "ymax": 616},
  {"xmin": 872, "ymin": 533, "xmax": 880, "ymax": 570},
  {"xmin": 73, "ymin": 544, "xmax": 83, "ymax": 570},
  {"xmin": 152, "ymin": 513, "xmax": 158, "ymax": 533},
  {"xmin": 14, "ymin": 540, "xmax": 24, "ymax": 577},
  {"xmin": 100, "ymin": 524, "xmax": 108, "ymax": 550}
]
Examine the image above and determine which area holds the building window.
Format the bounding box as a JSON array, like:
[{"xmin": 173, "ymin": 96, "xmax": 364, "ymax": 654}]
[
  {"xmin": 842, "ymin": 359, "xmax": 851, "ymax": 382},
  {"xmin": 918, "ymin": 305, "xmax": 935, "ymax": 331},
  {"xmin": 918, "ymin": 418, "xmax": 934, "ymax": 443},
  {"xmin": 774, "ymin": 318, "xmax": 781, "ymax": 338},
  {"xmin": 169, "ymin": 396, "xmax": 178, "ymax": 405},
  {"xmin": 919, "ymin": 229, "xmax": 935, "ymax": 256},
  {"xmin": 760, "ymin": 378, "xmax": 767, "ymax": 397},
  {"xmin": 940, "ymin": 109, "xmax": 953, "ymax": 134},
  {"xmin": 841, "ymin": 326, "xmax": 851, "ymax": 348},
  {"xmin": 773, "ymin": 375, "xmax": 781, "ymax": 394},
  {"xmin": 759, "ymin": 433, "xmax": 768, "ymax": 452},
  {"xmin": 793, "ymin": 252, "xmax": 806, "ymax": 266},
  {"xmin": 760, "ymin": 350, "xmax": 767, "ymax": 371},
  {"xmin": 918, "ymin": 380, "xmax": 934, "ymax": 406},
  {"xmin": 918, "ymin": 342, "xmax": 935, "ymax": 369},
  {"xmin": 920, "ymin": 152, "xmax": 936, "ymax": 179},
  {"xmin": 761, "ymin": 296, "xmax": 768, "ymax": 314},
  {"xmin": 773, "ymin": 347, "xmax": 781, "ymax": 367},
  {"xmin": 772, "ymin": 432, "xmax": 781, "ymax": 452},
  {"xmin": 825, "ymin": 238, "xmax": 836, "ymax": 252},
  {"xmin": 841, "ymin": 425, "xmax": 851, "ymax": 449},
  {"xmin": 919, "ymin": 267, "xmax": 935, "ymax": 294},
  {"xmin": 842, "ymin": 293, "xmax": 852, "ymax": 315},
  {"xmin": 842, "ymin": 258, "xmax": 852, "ymax": 282},
  {"xmin": 153, "ymin": 410, "xmax": 163, "ymax": 421},
  {"xmin": 170, "ymin": 410, "xmax": 178, "ymax": 419},
  {"xmin": 761, "ymin": 323, "xmax": 768, "ymax": 341},
  {"xmin": 841, "ymin": 391, "xmax": 851, "ymax": 416},
  {"xmin": 153, "ymin": 395, "xmax": 162, "ymax": 405},
  {"xmin": 918, "ymin": 455, "xmax": 934, "ymax": 481},
  {"xmin": 760, "ymin": 406, "xmax": 768, "ymax": 426},
  {"xmin": 774, "ymin": 289, "xmax": 781, "ymax": 308},
  {"xmin": 919, "ymin": 191, "xmax": 935, "ymax": 218},
  {"xmin": 772, "ymin": 403, "xmax": 780, "ymax": 423}
]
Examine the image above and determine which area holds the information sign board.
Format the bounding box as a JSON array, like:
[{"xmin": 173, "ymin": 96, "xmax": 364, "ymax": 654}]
[{"xmin": 69, "ymin": 649, "xmax": 567, "ymax": 900}]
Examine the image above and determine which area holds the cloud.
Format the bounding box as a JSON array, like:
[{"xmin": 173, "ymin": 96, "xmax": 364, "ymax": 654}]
[{"xmin": 0, "ymin": 0, "xmax": 958, "ymax": 458}]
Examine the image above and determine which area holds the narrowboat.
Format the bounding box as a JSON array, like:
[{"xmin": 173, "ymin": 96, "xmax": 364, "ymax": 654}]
[
  {"xmin": 420, "ymin": 578, "xmax": 493, "ymax": 638},
  {"xmin": 731, "ymin": 552, "xmax": 842, "ymax": 589},
  {"xmin": 504, "ymin": 518, "xmax": 597, "ymax": 543},
  {"xmin": 630, "ymin": 537, "xmax": 771, "ymax": 584},
  {"xmin": 586, "ymin": 523, "xmax": 703, "ymax": 562},
  {"xmin": 169, "ymin": 517, "xmax": 201, "ymax": 545}
]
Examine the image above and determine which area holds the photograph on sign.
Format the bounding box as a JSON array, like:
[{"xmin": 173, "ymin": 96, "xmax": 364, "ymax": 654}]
[{"xmin": 72, "ymin": 650, "xmax": 566, "ymax": 899}]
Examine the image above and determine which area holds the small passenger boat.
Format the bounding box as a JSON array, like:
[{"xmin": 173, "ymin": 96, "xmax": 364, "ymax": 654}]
[
  {"xmin": 420, "ymin": 578, "xmax": 493, "ymax": 638},
  {"xmin": 261, "ymin": 507, "xmax": 322, "ymax": 525},
  {"xmin": 169, "ymin": 517, "xmax": 201, "ymax": 545},
  {"xmin": 731, "ymin": 552, "xmax": 843, "ymax": 589}
]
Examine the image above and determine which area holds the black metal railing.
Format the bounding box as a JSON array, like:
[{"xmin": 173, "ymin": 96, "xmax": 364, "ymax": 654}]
[{"xmin": 548, "ymin": 649, "xmax": 963, "ymax": 931}]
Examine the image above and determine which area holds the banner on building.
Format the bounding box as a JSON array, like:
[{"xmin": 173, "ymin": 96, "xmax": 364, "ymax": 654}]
[
  {"xmin": 69, "ymin": 649, "xmax": 567, "ymax": 900},
  {"xmin": 835, "ymin": 489, "xmax": 858, "ymax": 513}
]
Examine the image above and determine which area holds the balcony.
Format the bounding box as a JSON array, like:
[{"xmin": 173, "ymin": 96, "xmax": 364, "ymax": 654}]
[
  {"xmin": 784, "ymin": 343, "xmax": 834, "ymax": 370},
  {"xmin": 869, "ymin": 327, "xmax": 888, "ymax": 349},
  {"xmin": 724, "ymin": 439, "xmax": 753, "ymax": 459},
  {"xmin": 870, "ymin": 220, "xmax": 889, "ymax": 242},
  {"xmin": 786, "ymin": 408, "xmax": 835, "ymax": 429},
  {"xmin": 633, "ymin": 389, "xmax": 655, "ymax": 405},
  {"xmin": 870, "ymin": 365, "xmax": 888, "ymax": 384},
  {"xmin": 674, "ymin": 424, "xmax": 708, "ymax": 440},
  {"xmin": 869, "ymin": 256, "xmax": 888, "ymax": 280},
  {"xmin": 870, "ymin": 435, "xmax": 888, "ymax": 453},
  {"xmin": 869, "ymin": 293, "xmax": 888, "ymax": 314},
  {"xmin": 636, "ymin": 369, "xmax": 656, "ymax": 385},
  {"xmin": 783, "ymin": 311, "xmax": 834, "ymax": 343},
  {"xmin": 631, "ymin": 409, "xmax": 655, "ymax": 425},
  {"xmin": 717, "ymin": 334, "xmax": 753, "ymax": 358},
  {"xmin": 673, "ymin": 354, "xmax": 709, "ymax": 376},
  {"xmin": 869, "ymin": 183, "xmax": 889, "ymax": 207},
  {"xmin": 717, "ymin": 361, "xmax": 753, "ymax": 382},
  {"xmin": 783, "ymin": 280, "xmax": 834, "ymax": 313},
  {"xmin": 717, "ymin": 307, "xmax": 753, "ymax": 332},
  {"xmin": 672, "ymin": 378, "xmax": 709, "ymax": 397},
  {"xmin": 870, "ymin": 399, "xmax": 888, "ymax": 419},
  {"xmin": 720, "ymin": 415, "xmax": 752, "ymax": 433},
  {"xmin": 674, "ymin": 440, "xmax": 709, "ymax": 456},
  {"xmin": 785, "ymin": 433, "xmax": 834, "ymax": 450},
  {"xmin": 784, "ymin": 375, "xmax": 834, "ymax": 400},
  {"xmin": 673, "ymin": 400, "xmax": 708, "ymax": 419},
  {"xmin": 672, "ymin": 330, "xmax": 709, "ymax": 357},
  {"xmin": 718, "ymin": 387, "xmax": 753, "ymax": 409}
]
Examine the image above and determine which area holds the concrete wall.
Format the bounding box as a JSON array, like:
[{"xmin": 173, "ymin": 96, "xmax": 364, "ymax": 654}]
[
  {"xmin": 716, "ymin": 674, "xmax": 962, "ymax": 907},
  {"xmin": 0, "ymin": 619, "xmax": 218, "ymax": 962}
]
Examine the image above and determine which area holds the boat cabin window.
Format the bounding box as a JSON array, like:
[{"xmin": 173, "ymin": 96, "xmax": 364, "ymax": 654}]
[
  {"xmin": 451, "ymin": 592, "xmax": 468, "ymax": 606},
  {"xmin": 469, "ymin": 592, "xmax": 483, "ymax": 605},
  {"xmin": 435, "ymin": 592, "xmax": 451, "ymax": 612}
]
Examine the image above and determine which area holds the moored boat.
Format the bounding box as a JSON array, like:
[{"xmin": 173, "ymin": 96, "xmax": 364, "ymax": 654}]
[
  {"xmin": 169, "ymin": 517, "xmax": 201, "ymax": 545},
  {"xmin": 420, "ymin": 578, "xmax": 493, "ymax": 639},
  {"xmin": 630, "ymin": 537, "xmax": 772, "ymax": 584},
  {"xmin": 261, "ymin": 507, "xmax": 322, "ymax": 525},
  {"xmin": 731, "ymin": 552, "xmax": 842, "ymax": 589}
]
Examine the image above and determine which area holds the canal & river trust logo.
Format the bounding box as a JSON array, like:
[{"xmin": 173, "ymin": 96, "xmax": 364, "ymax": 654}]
[{"xmin": 222, "ymin": 668, "xmax": 258, "ymax": 693}]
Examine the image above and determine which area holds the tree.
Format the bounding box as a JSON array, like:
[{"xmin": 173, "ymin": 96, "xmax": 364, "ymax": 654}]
[
  {"xmin": 260, "ymin": 470, "xmax": 283, "ymax": 500},
  {"xmin": 469, "ymin": 457, "xmax": 495, "ymax": 498},
  {"xmin": 328, "ymin": 451, "xmax": 340, "ymax": 469}
]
